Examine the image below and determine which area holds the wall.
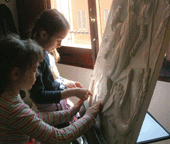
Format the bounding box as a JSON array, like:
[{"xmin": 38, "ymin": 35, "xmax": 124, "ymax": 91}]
[
  {"xmin": 148, "ymin": 81, "xmax": 170, "ymax": 144},
  {"xmin": 57, "ymin": 63, "xmax": 93, "ymax": 103},
  {"xmin": 57, "ymin": 63, "xmax": 170, "ymax": 144}
]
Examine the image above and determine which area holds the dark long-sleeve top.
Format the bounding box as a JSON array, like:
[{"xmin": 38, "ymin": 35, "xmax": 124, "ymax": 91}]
[{"xmin": 30, "ymin": 51, "xmax": 63, "ymax": 104}]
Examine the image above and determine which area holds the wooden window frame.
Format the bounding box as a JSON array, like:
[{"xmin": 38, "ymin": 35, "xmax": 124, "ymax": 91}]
[
  {"xmin": 57, "ymin": 0, "xmax": 100, "ymax": 69},
  {"xmin": 57, "ymin": 46, "xmax": 94, "ymax": 69},
  {"xmin": 16, "ymin": 0, "xmax": 100, "ymax": 69}
]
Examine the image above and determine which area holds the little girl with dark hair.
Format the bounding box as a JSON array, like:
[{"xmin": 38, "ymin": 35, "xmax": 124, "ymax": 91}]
[
  {"xmin": 0, "ymin": 34, "xmax": 101, "ymax": 143},
  {"xmin": 29, "ymin": 9, "xmax": 91, "ymax": 118}
]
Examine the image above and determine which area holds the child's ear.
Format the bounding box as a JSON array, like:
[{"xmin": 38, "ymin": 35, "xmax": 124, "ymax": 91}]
[
  {"xmin": 11, "ymin": 67, "xmax": 21, "ymax": 81},
  {"xmin": 40, "ymin": 30, "xmax": 49, "ymax": 40}
]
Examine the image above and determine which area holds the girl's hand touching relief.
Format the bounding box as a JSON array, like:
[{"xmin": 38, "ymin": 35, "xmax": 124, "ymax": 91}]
[
  {"xmin": 75, "ymin": 88, "xmax": 93, "ymax": 101},
  {"xmin": 72, "ymin": 99, "xmax": 84, "ymax": 116},
  {"xmin": 85, "ymin": 101, "xmax": 101, "ymax": 118},
  {"xmin": 61, "ymin": 88, "xmax": 92, "ymax": 100}
]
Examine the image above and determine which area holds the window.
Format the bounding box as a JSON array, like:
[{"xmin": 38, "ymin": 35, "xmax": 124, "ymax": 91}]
[
  {"xmin": 16, "ymin": 0, "xmax": 113, "ymax": 69},
  {"xmin": 77, "ymin": 10, "xmax": 87, "ymax": 30},
  {"xmin": 50, "ymin": 0, "xmax": 113, "ymax": 69}
]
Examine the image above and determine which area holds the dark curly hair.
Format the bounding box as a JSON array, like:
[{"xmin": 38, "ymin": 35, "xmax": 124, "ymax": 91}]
[{"xmin": 0, "ymin": 34, "xmax": 44, "ymax": 94}]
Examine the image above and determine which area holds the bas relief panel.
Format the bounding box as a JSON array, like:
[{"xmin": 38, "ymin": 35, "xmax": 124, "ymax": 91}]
[{"xmin": 88, "ymin": 0, "xmax": 170, "ymax": 143}]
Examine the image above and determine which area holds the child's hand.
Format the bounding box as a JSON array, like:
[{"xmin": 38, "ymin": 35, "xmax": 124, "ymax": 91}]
[
  {"xmin": 74, "ymin": 82, "xmax": 83, "ymax": 88},
  {"xmin": 75, "ymin": 88, "xmax": 93, "ymax": 101},
  {"xmin": 64, "ymin": 80, "xmax": 83, "ymax": 88},
  {"xmin": 61, "ymin": 88, "xmax": 92, "ymax": 100},
  {"xmin": 85, "ymin": 101, "xmax": 101, "ymax": 118},
  {"xmin": 65, "ymin": 81, "xmax": 76, "ymax": 88},
  {"xmin": 72, "ymin": 100, "xmax": 84, "ymax": 115}
]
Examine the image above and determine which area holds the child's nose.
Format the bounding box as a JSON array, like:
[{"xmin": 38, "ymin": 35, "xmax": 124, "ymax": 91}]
[
  {"xmin": 36, "ymin": 71, "xmax": 39, "ymax": 77},
  {"xmin": 57, "ymin": 41, "xmax": 62, "ymax": 47}
]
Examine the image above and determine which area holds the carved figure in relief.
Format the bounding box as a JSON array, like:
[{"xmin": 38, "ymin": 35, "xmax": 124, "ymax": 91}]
[
  {"xmin": 106, "ymin": 0, "xmax": 139, "ymax": 83},
  {"xmin": 130, "ymin": 0, "xmax": 153, "ymax": 57},
  {"xmin": 104, "ymin": 5, "xmax": 123, "ymax": 59},
  {"xmin": 154, "ymin": 0, "xmax": 170, "ymax": 40},
  {"xmin": 87, "ymin": 0, "xmax": 170, "ymax": 144},
  {"xmin": 100, "ymin": 0, "xmax": 157, "ymax": 105},
  {"xmin": 97, "ymin": 0, "xmax": 154, "ymax": 143},
  {"xmin": 102, "ymin": 69, "xmax": 133, "ymax": 114},
  {"xmin": 107, "ymin": 0, "xmax": 157, "ymax": 83},
  {"xmin": 92, "ymin": 76, "xmax": 103, "ymax": 102},
  {"xmin": 100, "ymin": 68, "xmax": 150, "ymax": 143}
]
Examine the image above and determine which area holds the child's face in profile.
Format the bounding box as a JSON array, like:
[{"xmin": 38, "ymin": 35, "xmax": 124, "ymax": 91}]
[
  {"xmin": 44, "ymin": 30, "xmax": 68, "ymax": 52},
  {"xmin": 18, "ymin": 62, "xmax": 39, "ymax": 91}
]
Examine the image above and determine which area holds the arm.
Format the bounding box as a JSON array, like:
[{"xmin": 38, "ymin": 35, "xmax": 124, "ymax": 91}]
[
  {"xmin": 61, "ymin": 88, "xmax": 93, "ymax": 101},
  {"xmin": 61, "ymin": 77, "xmax": 83, "ymax": 88},
  {"xmin": 37, "ymin": 109, "xmax": 73, "ymax": 126},
  {"xmin": 9, "ymin": 100, "xmax": 96, "ymax": 144},
  {"xmin": 37, "ymin": 100, "xmax": 84, "ymax": 125},
  {"xmin": 30, "ymin": 63, "xmax": 92, "ymax": 103}
]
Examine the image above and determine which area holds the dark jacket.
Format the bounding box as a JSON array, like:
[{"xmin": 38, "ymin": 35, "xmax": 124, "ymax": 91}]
[
  {"xmin": 30, "ymin": 51, "xmax": 62, "ymax": 104},
  {"xmin": 0, "ymin": 4, "xmax": 17, "ymax": 37}
]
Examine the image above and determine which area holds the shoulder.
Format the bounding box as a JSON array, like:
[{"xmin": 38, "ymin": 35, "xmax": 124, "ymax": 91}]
[
  {"xmin": 9, "ymin": 95, "xmax": 29, "ymax": 111},
  {"xmin": 9, "ymin": 95, "xmax": 35, "ymax": 119},
  {"xmin": 38, "ymin": 56, "xmax": 49, "ymax": 73},
  {"xmin": 44, "ymin": 51, "xmax": 50, "ymax": 65},
  {"xmin": 0, "ymin": 92, "xmax": 31, "ymax": 117}
]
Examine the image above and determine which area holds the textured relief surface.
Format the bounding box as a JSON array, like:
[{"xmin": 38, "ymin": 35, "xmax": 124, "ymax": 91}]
[{"xmin": 88, "ymin": 0, "xmax": 170, "ymax": 143}]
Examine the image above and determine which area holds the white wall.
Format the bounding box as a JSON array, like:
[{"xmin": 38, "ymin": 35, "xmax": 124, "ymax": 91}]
[
  {"xmin": 57, "ymin": 63, "xmax": 93, "ymax": 103},
  {"xmin": 57, "ymin": 64, "xmax": 170, "ymax": 144},
  {"xmin": 148, "ymin": 81, "xmax": 170, "ymax": 144},
  {"xmin": 57, "ymin": 64, "xmax": 93, "ymax": 89}
]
